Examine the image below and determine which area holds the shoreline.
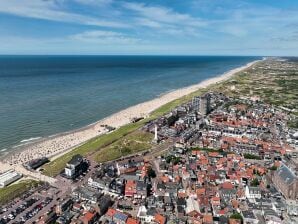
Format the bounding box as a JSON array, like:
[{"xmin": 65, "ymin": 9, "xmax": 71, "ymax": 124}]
[{"xmin": 0, "ymin": 60, "xmax": 260, "ymax": 167}]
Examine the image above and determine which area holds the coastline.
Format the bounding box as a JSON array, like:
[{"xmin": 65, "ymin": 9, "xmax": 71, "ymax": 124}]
[{"xmin": 1, "ymin": 60, "xmax": 260, "ymax": 167}]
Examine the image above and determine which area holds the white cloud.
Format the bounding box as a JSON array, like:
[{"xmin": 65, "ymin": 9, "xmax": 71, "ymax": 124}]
[
  {"xmin": 123, "ymin": 2, "xmax": 206, "ymax": 28},
  {"xmin": 134, "ymin": 18, "xmax": 163, "ymax": 28},
  {"xmin": 73, "ymin": 0, "xmax": 113, "ymax": 5},
  {"xmin": 70, "ymin": 30, "xmax": 140, "ymax": 44},
  {"xmin": 0, "ymin": 0, "xmax": 127, "ymax": 28}
]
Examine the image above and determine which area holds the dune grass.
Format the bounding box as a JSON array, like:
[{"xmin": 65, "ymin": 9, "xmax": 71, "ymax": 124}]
[
  {"xmin": 94, "ymin": 131, "xmax": 153, "ymax": 163},
  {"xmin": 0, "ymin": 180, "xmax": 39, "ymax": 206}
]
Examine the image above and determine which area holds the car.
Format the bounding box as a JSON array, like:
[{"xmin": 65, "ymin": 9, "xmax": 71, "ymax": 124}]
[{"xmin": 8, "ymin": 214, "xmax": 15, "ymax": 220}]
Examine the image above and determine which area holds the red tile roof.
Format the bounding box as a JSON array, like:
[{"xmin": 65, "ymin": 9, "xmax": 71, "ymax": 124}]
[
  {"xmin": 222, "ymin": 182, "xmax": 234, "ymax": 189},
  {"xmin": 106, "ymin": 208, "xmax": 117, "ymax": 217},
  {"xmin": 126, "ymin": 217, "xmax": 140, "ymax": 224},
  {"xmin": 154, "ymin": 214, "xmax": 166, "ymax": 224},
  {"xmin": 83, "ymin": 211, "xmax": 96, "ymax": 222}
]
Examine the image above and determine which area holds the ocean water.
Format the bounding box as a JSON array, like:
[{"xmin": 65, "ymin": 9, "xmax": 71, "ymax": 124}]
[{"xmin": 0, "ymin": 56, "xmax": 260, "ymax": 153}]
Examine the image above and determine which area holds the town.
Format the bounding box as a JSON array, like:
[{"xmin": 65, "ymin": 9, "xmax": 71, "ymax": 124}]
[{"xmin": 0, "ymin": 59, "xmax": 298, "ymax": 224}]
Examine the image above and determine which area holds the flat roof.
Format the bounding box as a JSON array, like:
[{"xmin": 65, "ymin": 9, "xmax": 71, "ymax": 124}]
[{"xmin": 0, "ymin": 170, "xmax": 22, "ymax": 183}]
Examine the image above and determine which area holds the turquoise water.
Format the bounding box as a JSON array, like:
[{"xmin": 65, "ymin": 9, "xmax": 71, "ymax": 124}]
[{"xmin": 0, "ymin": 56, "xmax": 260, "ymax": 152}]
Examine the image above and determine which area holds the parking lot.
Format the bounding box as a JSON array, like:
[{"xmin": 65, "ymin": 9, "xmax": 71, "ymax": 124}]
[
  {"xmin": 0, "ymin": 184, "xmax": 54, "ymax": 224},
  {"xmin": 1, "ymin": 196, "xmax": 53, "ymax": 224}
]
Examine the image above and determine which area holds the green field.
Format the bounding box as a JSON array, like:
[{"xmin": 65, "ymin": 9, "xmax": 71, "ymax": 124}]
[{"xmin": 0, "ymin": 180, "xmax": 40, "ymax": 205}]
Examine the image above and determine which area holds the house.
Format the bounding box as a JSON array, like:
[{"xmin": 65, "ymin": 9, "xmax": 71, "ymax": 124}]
[
  {"xmin": 127, "ymin": 217, "xmax": 140, "ymax": 224},
  {"xmin": 220, "ymin": 188, "xmax": 236, "ymax": 201},
  {"xmin": 211, "ymin": 197, "xmax": 220, "ymax": 206},
  {"xmin": 37, "ymin": 210, "xmax": 57, "ymax": 224},
  {"xmin": 229, "ymin": 218, "xmax": 241, "ymax": 224},
  {"xmin": 56, "ymin": 212, "xmax": 74, "ymax": 224},
  {"xmin": 81, "ymin": 211, "xmax": 99, "ymax": 224},
  {"xmin": 242, "ymin": 210, "xmax": 258, "ymax": 224},
  {"xmin": 177, "ymin": 197, "xmax": 186, "ymax": 217},
  {"xmin": 137, "ymin": 206, "xmax": 155, "ymax": 223},
  {"xmin": 105, "ymin": 208, "xmax": 117, "ymax": 222},
  {"xmin": 154, "ymin": 213, "xmax": 167, "ymax": 224},
  {"xmin": 125, "ymin": 180, "xmax": 137, "ymax": 197},
  {"xmin": 56, "ymin": 198, "xmax": 73, "ymax": 215},
  {"xmin": 287, "ymin": 200, "xmax": 298, "ymax": 216},
  {"xmin": 88, "ymin": 176, "xmax": 112, "ymax": 191},
  {"xmin": 113, "ymin": 211, "xmax": 129, "ymax": 224},
  {"xmin": 97, "ymin": 195, "xmax": 112, "ymax": 215},
  {"xmin": 245, "ymin": 186, "xmax": 261, "ymax": 199},
  {"xmin": 72, "ymin": 187, "xmax": 101, "ymax": 203},
  {"xmin": 203, "ymin": 213, "xmax": 213, "ymax": 224},
  {"xmin": 136, "ymin": 180, "xmax": 147, "ymax": 199},
  {"xmin": 186, "ymin": 197, "xmax": 201, "ymax": 217},
  {"xmin": 263, "ymin": 209, "xmax": 282, "ymax": 224}
]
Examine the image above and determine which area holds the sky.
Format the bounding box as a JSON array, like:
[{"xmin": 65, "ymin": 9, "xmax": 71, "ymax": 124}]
[{"xmin": 0, "ymin": 0, "xmax": 297, "ymax": 56}]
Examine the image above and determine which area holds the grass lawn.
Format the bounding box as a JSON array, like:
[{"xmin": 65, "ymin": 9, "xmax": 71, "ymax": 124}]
[{"xmin": 0, "ymin": 179, "xmax": 39, "ymax": 206}]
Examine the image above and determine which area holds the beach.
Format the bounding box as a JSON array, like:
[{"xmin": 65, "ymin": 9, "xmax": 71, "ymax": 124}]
[{"xmin": 0, "ymin": 60, "xmax": 259, "ymax": 168}]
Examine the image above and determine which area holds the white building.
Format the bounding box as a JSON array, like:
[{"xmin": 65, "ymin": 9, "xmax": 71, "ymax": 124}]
[
  {"xmin": 287, "ymin": 200, "xmax": 298, "ymax": 216},
  {"xmin": 0, "ymin": 169, "xmax": 22, "ymax": 188},
  {"xmin": 245, "ymin": 186, "xmax": 261, "ymax": 199},
  {"xmin": 186, "ymin": 197, "xmax": 200, "ymax": 216},
  {"xmin": 137, "ymin": 206, "xmax": 154, "ymax": 223}
]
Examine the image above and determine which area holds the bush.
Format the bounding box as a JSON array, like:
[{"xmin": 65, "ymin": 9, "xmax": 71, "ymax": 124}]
[
  {"xmin": 230, "ymin": 212, "xmax": 243, "ymax": 221},
  {"xmin": 147, "ymin": 168, "xmax": 156, "ymax": 178},
  {"xmin": 244, "ymin": 153, "xmax": 261, "ymax": 160},
  {"xmin": 165, "ymin": 156, "xmax": 180, "ymax": 165},
  {"xmin": 251, "ymin": 178, "xmax": 260, "ymax": 186},
  {"xmin": 269, "ymin": 166, "xmax": 277, "ymax": 170}
]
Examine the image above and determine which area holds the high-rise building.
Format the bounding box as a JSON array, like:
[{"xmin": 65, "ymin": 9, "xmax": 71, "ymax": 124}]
[{"xmin": 199, "ymin": 94, "xmax": 211, "ymax": 116}]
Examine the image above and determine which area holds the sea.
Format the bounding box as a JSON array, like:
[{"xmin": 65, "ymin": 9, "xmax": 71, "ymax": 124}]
[{"xmin": 0, "ymin": 55, "xmax": 260, "ymax": 155}]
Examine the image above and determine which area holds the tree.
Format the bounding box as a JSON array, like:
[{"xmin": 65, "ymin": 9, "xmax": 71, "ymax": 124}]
[
  {"xmin": 147, "ymin": 168, "xmax": 156, "ymax": 178},
  {"xmin": 230, "ymin": 212, "xmax": 243, "ymax": 221},
  {"xmin": 251, "ymin": 178, "xmax": 260, "ymax": 186},
  {"xmin": 269, "ymin": 166, "xmax": 277, "ymax": 171},
  {"xmin": 244, "ymin": 153, "xmax": 261, "ymax": 160},
  {"xmin": 172, "ymin": 157, "xmax": 180, "ymax": 165}
]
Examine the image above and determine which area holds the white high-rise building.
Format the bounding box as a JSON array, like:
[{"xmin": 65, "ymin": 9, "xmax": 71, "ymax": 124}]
[{"xmin": 199, "ymin": 94, "xmax": 211, "ymax": 116}]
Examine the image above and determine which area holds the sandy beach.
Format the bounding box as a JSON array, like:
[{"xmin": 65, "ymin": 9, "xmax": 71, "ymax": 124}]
[{"xmin": 1, "ymin": 60, "xmax": 259, "ymax": 167}]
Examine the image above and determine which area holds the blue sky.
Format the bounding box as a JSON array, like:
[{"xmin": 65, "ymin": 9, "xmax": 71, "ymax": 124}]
[{"xmin": 0, "ymin": 0, "xmax": 297, "ymax": 55}]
